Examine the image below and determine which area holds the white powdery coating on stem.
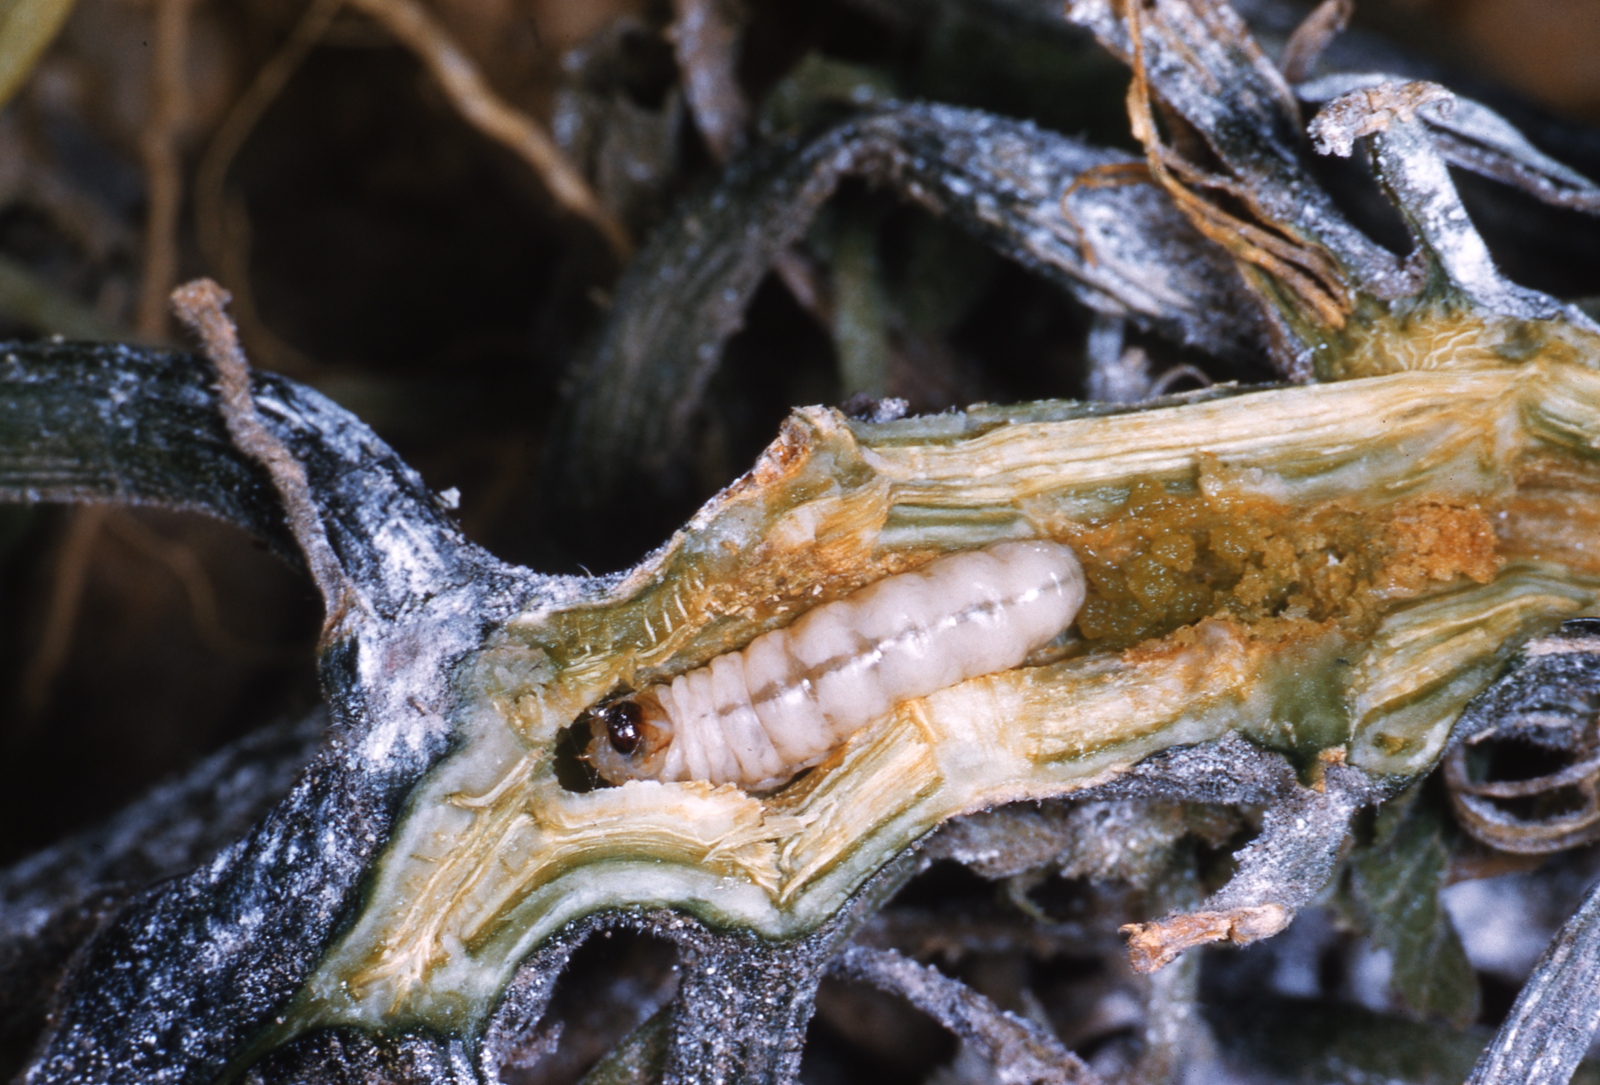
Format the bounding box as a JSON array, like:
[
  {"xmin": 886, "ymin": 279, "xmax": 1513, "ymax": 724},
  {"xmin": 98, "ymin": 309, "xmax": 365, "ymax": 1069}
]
[
  {"xmin": 1306, "ymin": 79, "xmax": 1571, "ymax": 322},
  {"xmin": 645, "ymin": 539, "xmax": 1086, "ymax": 789}
]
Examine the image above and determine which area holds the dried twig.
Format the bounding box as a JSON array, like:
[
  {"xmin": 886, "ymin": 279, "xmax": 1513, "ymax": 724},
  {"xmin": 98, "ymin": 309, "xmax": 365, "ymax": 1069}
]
[
  {"xmin": 195, "ymin": 0, "xmax": 343, "ymax": 265},
  {"xmin": 1057, "ymin": 160, "xmax": 1153, "ymax": 267},
  {"xmin": 1120, "ymin": 0, "xmax": 1351, "ymax": 331},
  {"xmin": 1146, "ymin": 362, "xmax": 1212, "ymax": 396},
  {"xmin": 1279, "ymin": 0, "xmax": 1352, "ymax": 84},
  {"xmin": 670, "ymin": 0, "xmax": 750, "ymax": 163},
  {"xmin": 1119, "ymin": 757, "xmax": 1375, "ymax": 972},
  {"xmin": 210, "ymin": 189, "xmax": 319, "ymax": 376},
  {"xmin": 135, "ymin": 0, "xmax": 198, "ymax": 340},
  {"xmin": 16, "ymin": 504, "xmax": 106, "ymax": 726},
  {"xmin": 169, "ymin": 279, "xmax": 352, "ymax": 622},
  {"xmin": 100, "ymin": 510, "xmax": 309, "ymax": 666},
  {"xmin": 195, "ymin": 0, "xmax": 344, "ymax": 375},
  {"xmin": 1123, "ymin": 904, "xmax": 1290, "ymax": 973},
  {"xmin": 831, "ymin": 945, "xmax": 1104, "ymax": 1085},
  {"xmin": 345, "ymin": 0, "xmax": 631, "ymax": 260}
]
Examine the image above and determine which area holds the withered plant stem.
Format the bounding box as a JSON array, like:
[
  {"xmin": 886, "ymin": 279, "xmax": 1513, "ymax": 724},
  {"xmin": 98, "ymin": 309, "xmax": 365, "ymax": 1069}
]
[
  {"xmin": 170, "ymin": 278, "xmax": 352, "ymax": 624},
  {"xmin": 345, "ymin": 0, "xmax": 632, "ymax": 260},
  {"xmin": 136, "ymin": 0, "xmax": 197, "ymax": 340}
]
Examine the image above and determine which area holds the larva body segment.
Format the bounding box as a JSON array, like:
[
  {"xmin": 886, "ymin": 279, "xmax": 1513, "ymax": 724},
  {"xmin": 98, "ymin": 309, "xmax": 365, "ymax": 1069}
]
[{"xmin": 585, "ymin": 539, "xmax": 1086, "ymax": 790}]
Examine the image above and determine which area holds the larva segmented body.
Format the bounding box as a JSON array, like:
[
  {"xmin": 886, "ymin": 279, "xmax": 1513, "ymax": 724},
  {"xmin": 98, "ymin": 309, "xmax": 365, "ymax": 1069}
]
[{"xmin": 584, "ymin": 539, "xmax": 1086, "ymax": 790}]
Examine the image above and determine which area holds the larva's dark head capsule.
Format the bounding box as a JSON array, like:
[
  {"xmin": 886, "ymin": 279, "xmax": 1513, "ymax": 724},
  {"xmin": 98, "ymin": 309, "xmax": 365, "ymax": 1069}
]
[
  {"xmin": 581, "ymin": 692, "xmax": 671, "ymax": 784},
  {"xmin": 602, "ymin": 701, "xmax": 643, "ymax": 755}
]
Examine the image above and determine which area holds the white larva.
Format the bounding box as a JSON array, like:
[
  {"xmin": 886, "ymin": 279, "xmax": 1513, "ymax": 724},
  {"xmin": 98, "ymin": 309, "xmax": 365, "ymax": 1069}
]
[{"xmin": 584, "ymin": 539, "xmax": 1086, "ymax": 790}]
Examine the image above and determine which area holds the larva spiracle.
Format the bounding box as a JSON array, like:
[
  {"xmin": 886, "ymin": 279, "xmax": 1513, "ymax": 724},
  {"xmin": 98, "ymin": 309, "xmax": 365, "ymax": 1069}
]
[{"xmin": 583, "ymin": 539, "xmax": 1086, "ymax": 791}]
